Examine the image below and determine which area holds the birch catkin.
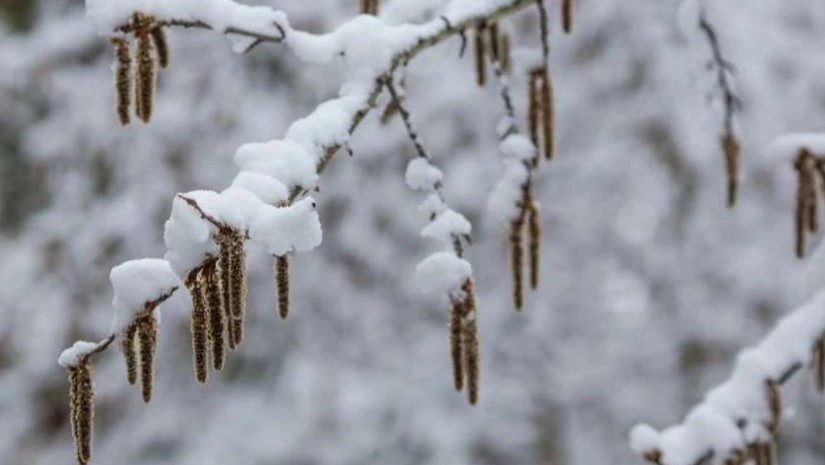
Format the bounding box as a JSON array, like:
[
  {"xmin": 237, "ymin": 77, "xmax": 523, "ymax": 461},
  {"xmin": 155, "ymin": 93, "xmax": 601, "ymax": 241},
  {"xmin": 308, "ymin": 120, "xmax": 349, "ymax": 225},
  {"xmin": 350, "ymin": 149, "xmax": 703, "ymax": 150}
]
[
  {"xmin": 510, "ymin": 220, "xmax": 524, "ymax": 310},
  {"xmin": 276, "ymin": 255, "xmax": 290, "ymax": 320},
  {"xmin": 149, "ymin": 26, "xmax": 169, "ymax": 69},
  {"xmin": 134, "ymin": 28, "xmax": 156, "ymax": 123},
  {"xmin": 121, "ymin": 323, "xmax": 138, "ymax": 385},
  {"xmin": 539, "ymin": 67, "xmax": 555, "ymax": 160},
  {"xmin": 794, "ymin": 150, "xmax": 813, "ymax": 258},
  {"xmin": 110, "ymin": 36, "xmax": 132, "ymax": 126},
  {"xmin": 561, "ymin": 0, "xmax": 573, "ymax": 34},
  {"xmin": 474, "ymin": 25, "xmax": 487, "ymax": 87},
  {"xmin": 450, "ymin": 298, "xmax": 465, "ymax": 392},
  {"xmin": 229, "ymin": 230, "xmax": 247, "ymax": 319},
  {"xmin": 527, "ymin": 202, "xmax": 541, "ymax": 289},
  {"xmin": 722, "ymin": 132, "xmax": 739, "ymax": 208},
  {"xmin": 205, "ymin": 263, "xmax": 226, "ymax": 371},
  {"xmin": 138, "ymin": 315, "xmax": 157, "ymax": 402},
  {"xmin": 460, "ymin": 280, "xmax": 480, "ymax": 405},
  {"xmin": 69, "ymin": 361, "xmax": 94, "ymax": 465},
  {"xmin": 813, "ymin": 335, "xmax": 825, "ymax": 392},
  {"xmin": 189, "ymin": 273, "xmax": 208, "ymax": 383},
  {"xmin": 765, "ymin": 379, "xmax": 782, "ymax": 435}
]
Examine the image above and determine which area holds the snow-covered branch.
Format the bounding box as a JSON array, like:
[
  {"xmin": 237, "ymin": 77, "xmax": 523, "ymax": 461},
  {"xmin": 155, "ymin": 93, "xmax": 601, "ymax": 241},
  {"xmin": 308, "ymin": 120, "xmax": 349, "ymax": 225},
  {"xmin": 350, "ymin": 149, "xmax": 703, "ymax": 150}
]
[
  {"xmin": 629, "ymin": 291, "xmax": 825, "ymax": 465},
  {"xmin": 59, "ymin": 0, "xmax": 553, "ymax": 462}
]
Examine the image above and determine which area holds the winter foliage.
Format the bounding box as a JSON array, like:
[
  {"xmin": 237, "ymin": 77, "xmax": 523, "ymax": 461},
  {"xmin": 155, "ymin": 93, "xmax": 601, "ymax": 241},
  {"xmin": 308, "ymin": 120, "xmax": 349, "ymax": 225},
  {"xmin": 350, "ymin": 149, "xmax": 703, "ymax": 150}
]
[{"xmin": 2, "ymin": 0, "xmax": 825, "ymax": 464}]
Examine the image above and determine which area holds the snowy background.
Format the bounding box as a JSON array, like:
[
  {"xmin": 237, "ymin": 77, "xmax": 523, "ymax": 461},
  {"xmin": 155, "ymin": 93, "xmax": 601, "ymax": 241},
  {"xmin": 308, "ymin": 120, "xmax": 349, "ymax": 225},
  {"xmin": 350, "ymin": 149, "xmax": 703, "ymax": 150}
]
[{"xmin": 2, "ymin": 0, "xmax": 825, "ymax": 464}]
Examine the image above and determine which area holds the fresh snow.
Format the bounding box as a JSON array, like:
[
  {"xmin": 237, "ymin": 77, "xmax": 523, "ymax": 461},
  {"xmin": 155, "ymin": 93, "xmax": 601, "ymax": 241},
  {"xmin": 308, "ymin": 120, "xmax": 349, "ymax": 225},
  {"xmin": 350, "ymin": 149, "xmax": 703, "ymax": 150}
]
[
  {"xmin": 249, "ymin": 197, "xmax": 323, "ymax": 256},
  {"xmin": 421, "ymin": 209, "xmax": 471, "ymax": 243},
  {"xmin": 415, "ymin": 252, "xmax": 472, "ymax": 294},
  {"xmin": 58, "ymin": 340, "xmax": 104, "ymax": 368},
  {"xmin": 405, "ymin": 158, "xmax": 443, "ymax": 191},
  {"xmin": 109, "ymin": 258, "xmax": 180, "ymax": 333}
]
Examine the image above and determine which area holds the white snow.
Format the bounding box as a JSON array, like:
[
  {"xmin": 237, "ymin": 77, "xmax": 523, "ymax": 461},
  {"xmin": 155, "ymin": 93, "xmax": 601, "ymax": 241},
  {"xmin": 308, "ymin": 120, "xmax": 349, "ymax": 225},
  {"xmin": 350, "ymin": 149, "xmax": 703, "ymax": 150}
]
[
  {"xmin": 58, "ymin": 340, "xmax": 103, "ymax": 368},
  {"xmin": 230, "ymin": 171, "xmax": 289, "ymax": 205},
  {"xmin": 629, "ymin": 424, "xmax": 661, "ymax": 455},
  {"xmin": 498, "ymin": 134, "xmax": 536, "ymax": 161},
  {"xmin": 235, "ymin": 140, "xmax": 319, "ymax": 190},
  {"xmin": 415, "ymin": 252, "xmax": 472, "ymax": 294},
  {"xmin": 421, "ymin": 209, "xmax": 471, "ymax": 243},
  {"xmin": 109, "ymin": 258, "xmax": 181, "ymax": 333},
  {"xmin": 418, "ymin": 193, "xmax": 447, "ymax": 218},
  {"xmin": 405, "ymin": 158, "xmax": 443, "ymax": 191},
  {"xmin": 249, "ymin": 197, "xmax": 322, "ymax": 256},
  {"xmin": 488, "ymin": 160, "xmax": 529, "ymax": 225}
]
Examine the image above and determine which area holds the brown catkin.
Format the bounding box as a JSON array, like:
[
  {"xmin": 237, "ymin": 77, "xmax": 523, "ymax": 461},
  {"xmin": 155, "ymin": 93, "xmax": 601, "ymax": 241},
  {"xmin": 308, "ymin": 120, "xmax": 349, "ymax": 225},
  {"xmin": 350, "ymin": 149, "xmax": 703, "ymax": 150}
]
[
  {"xmin": 510, "ymin": 221, "xmax": 524, "ymax": 310},
  {"xmin": 498, "ymin": 32, "xmax": 511, "ymax": 74},
  {"xmin": 528, "ymin": 70, "xmax": 540, "ymax": 150},
  {"xmin": 189, "ymin": 273, "xmax": 208, "ymax": 383},
  {"xmin": 232, "ymin": 316, "xmax": 244, "ymax": 347},
  {"xmin": 562, "ymin": 0, "xmax": 573, "ymax": 34},
  {"xmin": 539, "ymin": 67, "xmax": 555, "ymax": 160},
  {"xmin": 722, "ymin": 132, "xmax": 739, "ymax": 208},
  {"xmin": 69, "ymin": 362, "xmax": 94, "ymax": 465},
  {"xmin": 474, "ymin": 25, "xmax": 486, "ymax": 87},
  {"xmin": 121, "ymin": 323, "xmax": 138, "ymax": 385},
  {"xmin": 360, "ymin": 0, "xmax": 378, "ymax": 15},
  {"xmin": 488, "ymin": 22, "xmax": 500, "ymax": 63},
  {"xmin": 134, "ymin": 30, "xmax": 156, "ymax": 123},
  {"xmin": 450, "ymin": 299, "xmax": 465, "ymax": 392},
  {"xmin": 229, "ymin": 230, "xmax": 246, "ymax": 319},
  {"xmin": 765, "ymin": 379, "xmax": 781, "ymax": 435},
  {"xmin": 137, "ymin": 315, "xmax": 157, "ymax": 402},
  {"xmin": 527, "ymin": 202, "xmax": 541, "ymax": 289},
  {"xmin": 205, "ymin": 262, "xmax": 226, "ymax": 371},
  {"xmin": 813, "ymin": 335, "xmax": 825, "ymax": 392},
  {"xmin": 794, "ymin": 150, "xmax": 812, "ymax": 258},
  {"xmin": 149, "ymin": 26, "xmax": 169, "ymax": 69},
  {"xmin": 461, "ymin": 280, "xmax": 480, "ymax": 405},
  {"xmin": 276, "ymin": 255, "xmax": 290, "ymax": 320},
  {"xmin": 110, "ymin": 36, "xmax": 132, "ymax": 126}
]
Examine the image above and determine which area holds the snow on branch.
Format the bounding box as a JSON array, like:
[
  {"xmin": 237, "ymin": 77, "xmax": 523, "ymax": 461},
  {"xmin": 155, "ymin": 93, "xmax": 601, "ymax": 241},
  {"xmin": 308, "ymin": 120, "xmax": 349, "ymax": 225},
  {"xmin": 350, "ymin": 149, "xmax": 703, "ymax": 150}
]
[
  {"xmin": 629, "ymin": 291, "xmax": 825, "ymax": 465},
  {"xmin": 61, "ymin": 0, "xmax": 557, "ymax": 462}
]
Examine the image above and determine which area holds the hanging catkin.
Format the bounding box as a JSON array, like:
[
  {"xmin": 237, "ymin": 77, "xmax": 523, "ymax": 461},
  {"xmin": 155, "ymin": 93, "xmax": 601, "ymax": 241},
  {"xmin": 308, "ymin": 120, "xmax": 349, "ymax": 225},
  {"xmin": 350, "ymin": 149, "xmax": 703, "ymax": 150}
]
[
  {"xmin": 528, "ymin": 70, "xmax": 541, "ymax": 150},
  {"xmin": 722, "ymin": 132, "xmax": 739, "ymax": 208},
  {"xmin": 498, "ymin": 32, "xmax": 511, "ymax": 74},
  {"xmin": 69, "ymin": 361, "xmax": 94, "ymax": 465},
  {"xmin": 121, "ymin": 323, "xmax": 138, "ymax": 385},
  {"xmin": 149, "ymin": 26, "xmax": 169, "ymax": 69},
  {"xmin": 450, "ymin": 298, "xmax": 465, "ymax": 392},
  {"xmin": 539, "ymin": 67, "xmax": 555, "ymax": 160},
  {"xmin": 510, "ymin": 219, "xmax": 525, "ymax": 310},
  {"xmin": 359, "ymin": 0, "xmax": 378, "ymax": 15},
  {"xmin": 460, "ymin": 280, "xmax": 480, "ymax": 405},
  {"xmin": 474, "ymin": 25, "xmax": 487, "ymax": 87},
  {"xmin": 137, "ymin": 315, "xmax": 157, "ymax": 402},
  {"xmin": 134, "ymin": 24, "xmax": 156, "ymax": 123},
  {"xmin": 561, "ymin": 0, "xmax": 573, "ymax": 34},
  {"xmin": 813, "ymin": 335, "xmax": 825, "ymax": 392},
  {"xmin": 765, "ymin": 379, "xmax": 782, "ymax": 435},
  {"xmin": 110, "ymin": 36, "xmax": 132, "ymax": 126},
  {"xmin": 229, "ymin": 230, "xmax": 247, "ymax": 319},
  {"xmin": 488, "ymin": 22, "xmax": 500, "ymax": 63},
  {"xmin": 527, "ymin": 201, "xmax": 541, "ymax": 289},
  {"xmin": 205, "ymin": 262, "xmax": 226, "ymax": 371},
  {"xmin": 276, "ymin": 255, "xmax": 290, "ymax": 320},
  {"xmin": 794, "ymin": 150, "xmax": 813, "ymax": 258},
  {"xmin": 188, "ymin": 272, "xmax": 208, "ymax": 383}
]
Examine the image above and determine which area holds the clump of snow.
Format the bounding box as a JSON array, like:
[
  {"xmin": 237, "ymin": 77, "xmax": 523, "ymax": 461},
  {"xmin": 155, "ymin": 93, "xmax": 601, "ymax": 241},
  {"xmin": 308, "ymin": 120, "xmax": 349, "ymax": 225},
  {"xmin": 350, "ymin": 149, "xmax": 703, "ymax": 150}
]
[
  {"xmin": 769, "ymin": 133, "xmax": 825, "ymax": 158},
  {"xmin": 164, "ymin": 190, "xmax": 242, "ymax": 275},
  {"xmin": 629, "ymin": 423, "xmax": 661, "ymax": 455},
  {"xmin": 418, "ymin": 193, "xmax": 447, "ymax": 218},
  {"xmin": 235, "ymin": 140, "xmax": 319, "ymax": 190},
  {"xmin": 676, "ymin": 0, "xmax": 705, "ymax": 39},
  {"xmin": 110, "ymin": 258, "xmax": 181, "ymax": 333},
  {"xmin": 405, "ymin": 158, "xmax": 443, "ymax": 191},
  {"xmin": 421, "ymin": 209, "xmax": 471, "ymax": 243},
  {"xmin": 58, "ymin": 340, "xmax": 102, "ymax": 368},
  {"xmin": 249, "ymin": 197, "xmax": 322, "ymax": 256},
  {"xmin": 285, "ymin": 95, "xmax": 367, "ymax": 148},
  {"xmin": 231, "ymin": 171, "xmax": 289, "ymax": 205},
  {"xmin": 85, "ymin": 0, "xmax": 288, "ymax": 43},
  {"xmin": 415, "ymin": 252, "xmax": 472, "ymax": 294},
  {"xmin": 498, "ymin": 134, "xmax": 536, "ymax": 161},
  {"xmin": 488, "ymin": 160, "xmax": 528, "ymax": 225}
]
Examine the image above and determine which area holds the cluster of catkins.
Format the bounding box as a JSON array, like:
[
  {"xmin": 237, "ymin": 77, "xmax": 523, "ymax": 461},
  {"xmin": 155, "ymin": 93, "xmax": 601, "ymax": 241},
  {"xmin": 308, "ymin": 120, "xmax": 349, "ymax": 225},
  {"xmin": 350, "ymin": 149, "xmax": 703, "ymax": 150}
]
[
  {"xmin": 120, "ymin": 309, "xmax": 158, "ymax": 401},
  {"xmin": 449, "ymin": 280, "xmax": 480, "ymax": 404},
  {"xmin": 472, "ymin": 21, "xmax": 511, "ymax": 86},
  {"xmin": 185, "ymin": 228, "xmax": 247, "ymax": 383},
  {"xmin": 111, "ymin": 12, "xmax": 169, "ymax": 125},
  {"xmin": 793, "ymin": 148, "xmax": 825, "ymax": 258}
]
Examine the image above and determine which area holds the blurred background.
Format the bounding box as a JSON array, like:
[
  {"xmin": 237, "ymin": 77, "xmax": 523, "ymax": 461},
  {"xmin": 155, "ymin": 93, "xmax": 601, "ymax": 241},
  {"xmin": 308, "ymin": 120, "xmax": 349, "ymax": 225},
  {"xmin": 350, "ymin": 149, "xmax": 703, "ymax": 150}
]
[{"xmin": 1, "ymin": 0, "xmax": 825, "ymax": 464}]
